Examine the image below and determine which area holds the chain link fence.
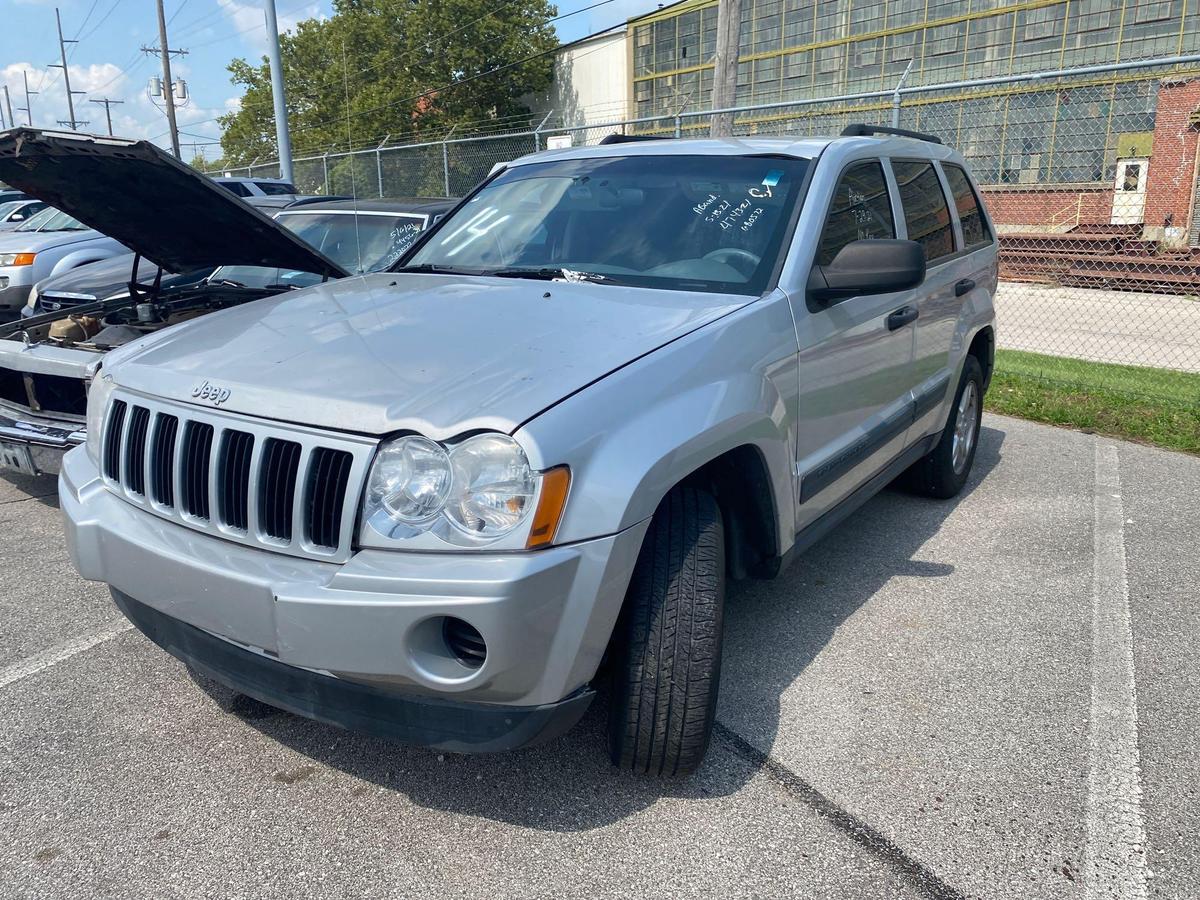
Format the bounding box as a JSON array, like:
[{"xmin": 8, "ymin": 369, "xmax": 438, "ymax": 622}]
[{"xmin": 219, "ymin": 56, "xmax": 1200, "ymax": 402}]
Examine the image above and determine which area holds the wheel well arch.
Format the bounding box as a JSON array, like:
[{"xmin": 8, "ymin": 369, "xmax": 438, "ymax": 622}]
[
  {"xmin": 679, "ymin": 443, "xmax": 779, "ymax": 581},
  {"xmin": 967, "ymin": 325, "xmax": 995, "ymax": 391}
]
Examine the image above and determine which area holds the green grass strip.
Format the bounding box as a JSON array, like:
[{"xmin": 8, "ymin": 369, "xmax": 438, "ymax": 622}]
[{"xmin": 987, "ymin": 349, "xmax": 1200, "ymax": 455}]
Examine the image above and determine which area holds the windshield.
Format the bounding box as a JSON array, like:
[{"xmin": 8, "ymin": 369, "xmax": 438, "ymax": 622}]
[
  {"xmin": 207, "ymin": 209, "xmax": 429, "ymax": 287},
  {"xmin": 15, "ymin": 207, "xmax": 89, "ymax": 233},
  {"xmin": 403, "ymin": 154, "xmax": 810, "ymax": 294},
  {"xmin": 254, "ymin": 181, "xmax": 297, "ymax": 196},
  {"xmin": 279, "ymin": 210, "xmax": 428, "ymax": 273},
  {"xmin": 0, "ymin": 201, "xmax": 26, "ymax": 219}
]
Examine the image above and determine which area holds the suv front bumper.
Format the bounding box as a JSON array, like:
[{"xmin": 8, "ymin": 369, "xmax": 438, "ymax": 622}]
[
  {"xmin": 0, "ymin": 406, "xmax": 85, "ymax": 474},
  {"xmin": 61, "ymin": 447, "xmax": 649, "ymax": 751}
]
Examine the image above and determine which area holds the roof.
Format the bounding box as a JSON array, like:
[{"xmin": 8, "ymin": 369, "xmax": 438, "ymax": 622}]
[
  {"xmin": 511, "ymin": 136, "xmax": 834, "ymax": 165},
  {"xmin": 214, "ymin": 176, "xmax": 293, "ymax": 184},
  {"xmin": 508, "ymin": 133, "xmax": 961, "ymax": 167},
  {"xmin": 285, "ymin": 197, "xmax": 460, "ymax": 215}
]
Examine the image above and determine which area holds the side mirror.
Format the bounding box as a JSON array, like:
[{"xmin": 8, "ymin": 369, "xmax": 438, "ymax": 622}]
[{"xmin": 807, "ymin": 239, "xmax": 926, "ymax": 305}]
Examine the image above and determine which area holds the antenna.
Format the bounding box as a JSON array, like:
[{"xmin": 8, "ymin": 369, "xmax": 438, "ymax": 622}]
[{"xmin": 341, "ymin": 39, "xmax": 363, "ymax": 276}]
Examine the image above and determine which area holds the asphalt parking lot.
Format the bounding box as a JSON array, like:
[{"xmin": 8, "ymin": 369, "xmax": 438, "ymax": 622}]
[{"xmin": 1, "ymin": 413, "xmax": 1197, "ymax": 899}]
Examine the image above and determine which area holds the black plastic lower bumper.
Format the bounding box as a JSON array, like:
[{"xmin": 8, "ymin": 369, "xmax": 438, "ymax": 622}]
[{"xmin": 112, "ymin": 590, "xmax": 594, "ymax": 753}]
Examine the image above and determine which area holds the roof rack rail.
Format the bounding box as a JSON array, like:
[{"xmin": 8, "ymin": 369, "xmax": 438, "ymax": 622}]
[
  {"xmin": 840, "ymin": 124, "xmax": 943, "ymax": 145},
  {"xmin": 598, "ymin": 133, "xmax": 669, "ymax": 145}
]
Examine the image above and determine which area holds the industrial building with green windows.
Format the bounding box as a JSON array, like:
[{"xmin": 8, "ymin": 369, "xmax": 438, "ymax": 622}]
[{"xmin": 626, "ymin": 0, "xmax": 1200, "ymax": 245}]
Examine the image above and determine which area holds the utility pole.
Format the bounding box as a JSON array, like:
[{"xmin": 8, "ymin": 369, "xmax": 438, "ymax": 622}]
[
  {"xmin": 2, "ymin": 86, "xmax": 12, "ymax": 129},
  {"xmin": 709, "ymin": 0, "xmax": 744, "ymax": 138},
  {"xmin": 50, "ymin": 7, "xmax": 86, "ymax": 130},
  {"xmin": 263, "ymin": 0, "xmax": 293, "ymax": 183},
  {"xmin": 90, "ymin": 98, "xmax": 124, "ymax": 135},
  {"xmin": 20, "ymin": 72, "xmax": 38, "ymax": 126},
  {"xmin": 147, "ymin": 0, "xmax": 183, "ymax": 158}
]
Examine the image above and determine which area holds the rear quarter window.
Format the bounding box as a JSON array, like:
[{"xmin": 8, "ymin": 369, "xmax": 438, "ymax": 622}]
[
  {"xmin": 942, "ymin": 163, "xmax": 992, "ymax": 250},
  {"xmin": 892, "ymin": 160, "xmax": 956, "ymax": 264}
]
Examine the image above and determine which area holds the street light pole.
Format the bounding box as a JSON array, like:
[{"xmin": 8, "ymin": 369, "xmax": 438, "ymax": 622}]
[{"xmin": 263, "ymin": 0, "xmax": 293, "ymax": 183}]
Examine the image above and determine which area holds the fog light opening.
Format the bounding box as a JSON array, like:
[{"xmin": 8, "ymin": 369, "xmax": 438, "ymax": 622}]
[{"xmin": 442, "ymin": 617, "xmax": 487, "ymax": 669}]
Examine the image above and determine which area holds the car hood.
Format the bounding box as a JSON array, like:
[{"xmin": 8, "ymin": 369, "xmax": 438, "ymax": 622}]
[
  {"xmin": 37, "ymin": 253, "xmax": 207, "ymax": 300},
  {"xmin": 0, "ymin": 227, "xmax": 104, "ymax": 253},
  {"xmin": 0, "ymin": 129, "xmax": 348, "ymax": 277},
  {"xmin": 109, "ymin": 272, "xmax": 754, "ymax": 438}
]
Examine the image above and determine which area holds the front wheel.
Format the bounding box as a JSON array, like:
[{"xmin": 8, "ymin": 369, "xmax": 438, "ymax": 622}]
[
  {"xmin": 608, "ymin": 486, "xmax": 725, "ymax": 777},
  {"xmin": 906, "ymin": 356, "xmax": 984, "ymax": 499}
]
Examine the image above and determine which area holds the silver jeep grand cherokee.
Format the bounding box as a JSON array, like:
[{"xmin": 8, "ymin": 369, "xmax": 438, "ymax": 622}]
[{"xmin": 61, "ymin": 126, "xmax": 997, "ymax": 776}]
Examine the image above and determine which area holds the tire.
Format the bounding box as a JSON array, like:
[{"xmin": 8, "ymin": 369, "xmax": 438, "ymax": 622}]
[
  {"xmin": 906, "ymin": 355, "xmax": 984, "ymax": 499},
  {"xmin": 608, "ymin": 485, "xmax": 725, "ymax": 777}
]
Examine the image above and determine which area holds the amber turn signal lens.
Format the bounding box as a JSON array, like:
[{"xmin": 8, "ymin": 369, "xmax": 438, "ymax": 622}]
[
  {"xmin": 11, "ymin": 253, "xmax": 36, "ymax": 267},
  {"xmin": 526, "ymin": 466, "xmax": 571, "ymax": 549}
]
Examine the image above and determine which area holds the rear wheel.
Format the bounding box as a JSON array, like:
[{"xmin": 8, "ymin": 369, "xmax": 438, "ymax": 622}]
[
  {"xmin": 906, "ymin": 356, "xmax": 984, "ymax": 499},
  {"xmin": 608, "ymin": 486, "xmax": 725, "ymax": 777}
]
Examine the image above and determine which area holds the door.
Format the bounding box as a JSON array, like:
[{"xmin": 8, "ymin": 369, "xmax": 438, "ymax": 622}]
[
  {"xmin": 1111, "ymin": 158, "xmax": 1148, "ymax": 225},
  {"xmin": 791, "ymin": 159, "xmax": 919, "ymax": 527},
  {"xmin": 892, "ymin": 159, "xmax": 977, "ymax": 440}
]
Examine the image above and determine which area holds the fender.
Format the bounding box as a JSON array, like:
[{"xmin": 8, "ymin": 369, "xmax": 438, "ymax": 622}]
[
  {"xmin": 48, "ymin": 243, "xmax": 127, "ymax": 277},
  {"xmin": 516, "ymin": 290, "xmax": 800, "ymax": 552}
]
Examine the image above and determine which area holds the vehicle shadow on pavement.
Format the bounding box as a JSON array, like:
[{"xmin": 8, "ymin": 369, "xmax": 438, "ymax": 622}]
[
  {"xmin": 0, "ymin": 472, "xmax": 60, "ymax": 509},
  {"xmin": 220, "ymin": 426, "xmax": 1006, "ymax": 832}
]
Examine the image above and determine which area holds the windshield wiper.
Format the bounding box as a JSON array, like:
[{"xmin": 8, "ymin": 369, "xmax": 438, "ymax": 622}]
[
  {"xmin": 485, "ymin": 267, "xmax": 615, "ymax": 283},
  {"xmin": 391, "ymin": 263, "xmax": 480, "ymax": 275}
]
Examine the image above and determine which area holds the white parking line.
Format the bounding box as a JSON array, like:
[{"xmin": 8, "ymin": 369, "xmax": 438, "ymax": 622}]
[
  {"xmin": 1085, "ymin": 442, "xmax": 1148, "ymax": 899},
  {"xmin": 0, "ymin": 623, "xmax": 133, "ymax": 691}
]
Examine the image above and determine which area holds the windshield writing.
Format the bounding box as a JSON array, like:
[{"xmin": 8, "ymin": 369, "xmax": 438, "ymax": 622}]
[{"xmin": 404, "ymin": 154, "xmax": 809, "ymax": 295}]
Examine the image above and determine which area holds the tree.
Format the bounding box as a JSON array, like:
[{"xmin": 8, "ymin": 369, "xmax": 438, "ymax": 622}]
[{"xmin": 218, "ymin": 0, "xmax": 558, "ymax": 167}]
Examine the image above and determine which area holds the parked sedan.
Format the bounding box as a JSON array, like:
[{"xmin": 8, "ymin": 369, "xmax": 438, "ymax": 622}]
[
  {"xmin": 0, "ymin": 206, "xmax": 127, "ymax": 309},
  {"xmin": 0, "ymin": 198, "xmax": 49, "ymax": 231},
  {"xmin": 0, "ymin": 128, "xmax": 456, "ymax": 474}
]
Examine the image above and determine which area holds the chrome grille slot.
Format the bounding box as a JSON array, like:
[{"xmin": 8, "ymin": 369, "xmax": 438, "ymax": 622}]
[
  {"xmin": 258, "ymin": 438, "xmax": 301, "ymax": 542},
  {"xmin": 180, "ymin": 421, "xmax": 214, "ymax": 520},
  {"xmin": 98, "ymin": 390, "xmax": 373, "ymax": 562},
  {"xmin": 103, "ymin": 399, "xmax": 127, "ymax": 482},
  {"xmin": 305, "ymin": 447, "xmax": 353, "ymax": 549},
  {"xmin": 150, "ymin": 414, "xmax": 178, "ymax": 507},
  {"xmin": 123, "ymin": 406, "xmax": 151, "ymax": 495},
  {"xmin": 218, "ymin": 430, "xmax": 254, "ymax": 531}
]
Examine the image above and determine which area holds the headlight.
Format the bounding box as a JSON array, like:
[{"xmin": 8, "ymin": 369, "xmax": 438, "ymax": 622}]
[
  {"xmin": 360, "ymin": 433, "xmax": 568, "ymax": 550},
  {"xmin": 366, "ymin": 436, "xmax": 452, "ymax": 526},
  {"xmin": 0, "ymin": 252, "xmax": 36, "ymax": 267},
  {"xmin": 445, "ymin": 434, "xmax": 537, "ymax": 538},
  {"xmin": 85, "ymin": 370, "xmax": 116, "ymax": 465}
]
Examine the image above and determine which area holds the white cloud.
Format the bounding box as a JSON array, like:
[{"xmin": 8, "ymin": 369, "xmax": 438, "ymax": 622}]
[
  {"xmin": 216, "ymin": 0, "xmax": 322, "ymax": 53},
  {"xmin": 2, "ymin": 61, "xmax": 226, "ymax": 154}
]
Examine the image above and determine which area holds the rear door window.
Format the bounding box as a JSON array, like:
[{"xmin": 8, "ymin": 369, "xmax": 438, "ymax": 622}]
[
  {"xmin": 941, "ymin": 163, "xmax": 991, "ymax": 250},
  {"xmin": 816, "ymin": 160, "xmax": 895, "ymax": 266},
  {"xmin": 892, "ymin": 160, "xmax": 955, "ymax": 264}
]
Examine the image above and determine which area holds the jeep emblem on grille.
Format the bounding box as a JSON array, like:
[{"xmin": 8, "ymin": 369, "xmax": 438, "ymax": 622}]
[{"xmin": 191, "ymin": 380, "xmax": 231, "ymax": 406}]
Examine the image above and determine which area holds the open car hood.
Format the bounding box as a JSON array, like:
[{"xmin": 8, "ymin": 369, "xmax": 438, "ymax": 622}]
[{"xmin": 0, "ymin": 128, "xmax": 349, "ymax": 277}]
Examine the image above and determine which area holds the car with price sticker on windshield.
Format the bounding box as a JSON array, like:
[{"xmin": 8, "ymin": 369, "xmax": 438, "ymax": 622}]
[{"xmin": 60, "ymin": 125, "xmax": 997, "ymax": 775}]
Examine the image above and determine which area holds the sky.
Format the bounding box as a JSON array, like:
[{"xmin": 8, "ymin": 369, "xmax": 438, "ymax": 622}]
[{"xmin": 0, "ymin": 0, "xmax": 659, "ymax": 160}]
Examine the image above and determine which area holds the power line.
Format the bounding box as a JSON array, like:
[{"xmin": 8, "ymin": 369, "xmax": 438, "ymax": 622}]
[{"xmin": 78, "ymin": 0, "xmax": 124, "ymax": 42}]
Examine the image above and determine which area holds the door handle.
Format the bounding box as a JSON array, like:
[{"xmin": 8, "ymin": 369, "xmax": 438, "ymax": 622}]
[
  {"xmin": 886, "ymin": 305, "xmax": 919, "ymax": 331},
  {"xmin": 954, "ymin": 278, "xmax": 976, "ymax": 297}
]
